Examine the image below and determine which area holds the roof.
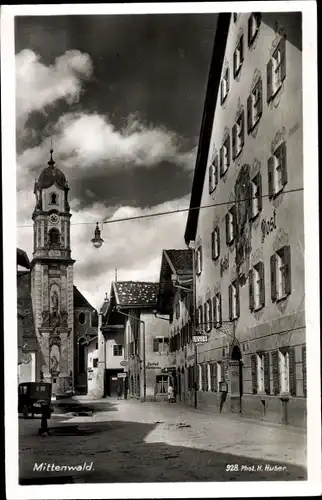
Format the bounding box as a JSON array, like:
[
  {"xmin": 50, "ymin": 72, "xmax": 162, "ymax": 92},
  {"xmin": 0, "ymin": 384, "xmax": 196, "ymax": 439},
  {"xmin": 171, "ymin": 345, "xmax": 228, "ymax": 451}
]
[
  {"xmin": 184, "ymin": 13, "xmax": 231, "ymax": 244},
  {"xmin": 73, "ymin": 286, "xmax": 95, "ymax": 310},
  {"xmin": 113, "ymin": 281, "xmax": 159, "ymax": 308},
  {"xmin": 157, "ymin": 250, "xmax": 193, "ymax": 315},
  {"xmin": 17, "ymin": 248, "xmax": 30, "ymax": 269}
]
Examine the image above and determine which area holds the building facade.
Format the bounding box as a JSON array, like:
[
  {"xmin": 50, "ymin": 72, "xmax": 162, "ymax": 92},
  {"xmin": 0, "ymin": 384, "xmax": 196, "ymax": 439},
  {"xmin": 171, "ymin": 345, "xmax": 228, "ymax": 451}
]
[
  {"xmin": 74, "ymin": 286, "xmax": 98, "ymax": 394},
  {"xmin": 17, "ymin": 248, "xmax": 40, "ymax": 384},
  {"xmin": 157, "ymin": 250, "xmax": 194, "ymax": 402},
  {"xmin": 103, "ymin": 281, "xmax": 174, "ymax": 401},
  {"xmin": 184, "ymin": 12, "xmax": 305, "ymax": 426}
]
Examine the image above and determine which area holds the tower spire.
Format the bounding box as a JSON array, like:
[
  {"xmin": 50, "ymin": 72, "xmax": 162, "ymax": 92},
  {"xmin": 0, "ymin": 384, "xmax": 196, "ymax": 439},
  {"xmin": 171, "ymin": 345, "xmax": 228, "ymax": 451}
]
[{"xmin": 48, "ymin": 141, "xmax": 55, "ymax": 167}]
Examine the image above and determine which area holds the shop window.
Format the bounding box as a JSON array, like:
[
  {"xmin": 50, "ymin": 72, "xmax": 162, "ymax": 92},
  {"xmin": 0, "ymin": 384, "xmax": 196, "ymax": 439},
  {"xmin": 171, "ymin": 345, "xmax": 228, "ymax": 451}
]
[
  {"xmin": 156, "ymin": 375, "xmax": 169, "ymax": 394},
  {"xmin": 113, "ymin": 345, "xmax": 123, "ymax": 356}
]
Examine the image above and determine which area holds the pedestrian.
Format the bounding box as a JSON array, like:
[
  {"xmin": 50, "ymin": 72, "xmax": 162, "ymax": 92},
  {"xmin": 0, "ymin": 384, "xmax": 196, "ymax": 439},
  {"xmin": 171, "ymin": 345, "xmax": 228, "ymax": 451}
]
[
  {"xmin": 124, "ymin": 377, "xmax": 128, "ymax": 400},
  {"xmin": 117, "ymin": 384, "xmax": 122, "ymax": 400},
  {"xmin": 38, "ymin": 402, "xmax": 51, "ymax": 436},
  {"xmin": 168, "ymin": 384, "xmax": 174, "ymax": 403},
  {"xmin": 219, "ymin": 378, "xmax": 228, "ymax": 414}
]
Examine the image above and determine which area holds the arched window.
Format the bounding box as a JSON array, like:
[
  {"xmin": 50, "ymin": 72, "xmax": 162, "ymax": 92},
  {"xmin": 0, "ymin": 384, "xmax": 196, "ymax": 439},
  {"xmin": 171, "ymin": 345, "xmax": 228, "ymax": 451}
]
[
  {"xmin": 49, "ymin": 228, "xmax": 60, "ymax": 245},
  {"xmin": 79, "ymin": 312, "xmax": 86, "ymax": 324},
  {"xmin": 50, "ymin": 193, "xmax": 58, "ymax": 204}
]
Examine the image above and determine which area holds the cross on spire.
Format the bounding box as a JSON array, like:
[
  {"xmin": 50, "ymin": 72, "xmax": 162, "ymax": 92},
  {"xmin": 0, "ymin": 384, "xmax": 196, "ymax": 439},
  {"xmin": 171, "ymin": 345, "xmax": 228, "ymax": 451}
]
[{"xmin": 48, "ymin": 141, "xmax": 55, "ymax": 167}]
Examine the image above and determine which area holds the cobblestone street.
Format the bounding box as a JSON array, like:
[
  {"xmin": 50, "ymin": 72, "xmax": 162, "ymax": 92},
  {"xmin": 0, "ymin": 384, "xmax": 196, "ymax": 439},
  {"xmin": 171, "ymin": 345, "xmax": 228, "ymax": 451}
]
[{"xmin": 19, "ymin": 397, "xmax": 307, "ymax": 484}]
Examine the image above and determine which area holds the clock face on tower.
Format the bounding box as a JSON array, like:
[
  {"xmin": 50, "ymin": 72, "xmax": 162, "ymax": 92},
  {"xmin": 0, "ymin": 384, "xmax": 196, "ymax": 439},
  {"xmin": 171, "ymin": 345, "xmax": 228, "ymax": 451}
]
[{"xmin": 49, "ymin": 213, "xmax": 60, "ymax": 225}]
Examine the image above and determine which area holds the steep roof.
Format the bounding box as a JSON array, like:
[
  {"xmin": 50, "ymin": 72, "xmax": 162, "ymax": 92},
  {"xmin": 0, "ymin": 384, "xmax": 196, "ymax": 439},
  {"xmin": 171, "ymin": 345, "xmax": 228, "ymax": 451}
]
[
  {"xmin": 113, "ymin": 281, "xmax": 159, "ymax": 308},
  {"xmin": 73, "ymin": 286, "xmax": 95, "ymax": 310},
  {"xmin": 184, "ymin": 13, "xmax": 231, "ymax": 244},
  {"xmin": 17, "ymin": 248, "xmax": 30, "ymax": 269},
  {"xmin": 157, "ymin": 249, "xmax": 193, "ymax": 315}
]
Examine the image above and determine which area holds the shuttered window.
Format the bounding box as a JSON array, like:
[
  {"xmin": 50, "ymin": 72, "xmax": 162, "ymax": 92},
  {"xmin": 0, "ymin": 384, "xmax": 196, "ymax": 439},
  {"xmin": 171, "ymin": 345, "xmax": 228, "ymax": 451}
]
[
  {"xmin": 264, "ymin": 352, "xmax": 270, "ymax": 395},
  {"xmin": 210, "ymin": 363, "xmax": 217, "ymax": 392},
  {"xmin": 201, "ymin": 364, "xmax": 208, "ymax": 391},
  {"xmin": 288, "ymin": 347, "xmax": 297, "ymax": 396},
  {"xmin": 233, "ymin": 34, "xmax": 244, "ymax": 77},
  {"xmin": 302, "ymin": 346, "xmax": 307, "ymax": 397},
  {"xmin": 248, "ymin": 13, "xmax": 261, "ymax": 46},
  {"xmin": 247, "ymin": 78, "xmax": 263, "ymax": 133},
  {"xmin": 267, "ymin": 36, "xmax": 286, "ymax": 101},
  {"xmin": 211, "ymin": 226, "xmax": 220, "ymax": 260},
  {"xmin": 250, "ymin": 261, "xmax": 265, "ymax": 311},
  {"xmin": 271, "ymin": 246, "xmax": 292, "ymax": 301},
  {"xmin": 272, "ymin": 350, "xmax": 280, "ymax": 395},
  {"xmin": 251, "ymin": 354, "xmax": 258, "ymax": 394}
]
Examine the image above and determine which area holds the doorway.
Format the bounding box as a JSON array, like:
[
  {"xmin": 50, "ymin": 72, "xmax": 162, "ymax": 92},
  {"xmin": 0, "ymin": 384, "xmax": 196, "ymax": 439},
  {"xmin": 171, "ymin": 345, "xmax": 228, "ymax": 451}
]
[{"xmin": 230, "ymin": 345, "xmax": 243, "ymax": 413}]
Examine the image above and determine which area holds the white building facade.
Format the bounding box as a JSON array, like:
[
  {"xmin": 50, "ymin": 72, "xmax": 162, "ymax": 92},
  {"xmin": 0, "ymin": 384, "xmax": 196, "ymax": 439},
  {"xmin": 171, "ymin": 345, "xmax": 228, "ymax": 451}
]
[{"xmin": 184, "ymin": 12, "xmax": 305, "ymax": 426}]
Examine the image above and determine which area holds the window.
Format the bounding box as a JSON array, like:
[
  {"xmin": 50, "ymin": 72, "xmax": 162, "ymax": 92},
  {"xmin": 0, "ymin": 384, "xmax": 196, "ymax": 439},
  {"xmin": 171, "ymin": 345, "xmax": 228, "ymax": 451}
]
[
  {"xmin": 247, "ymin": 78, "xmax": 263, "ymax": 133},
  {"xmin": 302, "ymin": 346, "xmax": 306, "ymax": 397},
  {"xmin": 211, "ymin": 227, "xmax": 220, "ymax": 260},
  {"xmin": 216, "ymin": 362, "xmax": 222, "ymax": 391},
  {"xmin": 196, "ymin": 246, "xmax": 203, "ymax": 275},
  {"xmin": 204, "ymin": 299, "xmax": 212, "ymax": 332},
  {"xmin": 95, "ymin": 342, "xmax": 98, "ymax": 350},
  {"xmin": 229, "ymin": 280, "xmax": 240, "ymax": 320},
  {"xmin": 175, "ymin": 300, "xmax": 180, "ymax": 320},
  {"xmin": 279, "ymin": 349, "xmax": 290, "ymax": 394},
  {"xmin": 267, "ymin": 37, "xmax": 286, "ymax": 101},
  {"xmin": 225, "ymin": 206, "xmax": 236, "ymax": 245},
  {"xmin": 93, "ymin": 358, "xmax": 98, "ymax": 368},
  {"xmin": 78, "ymin": 312, "xmax": 86, "ymax": 324},
  {"xmin": 213, "ymin": 293, "xmax": 222, "ymax": 327},
  {"xmin": 49, "ymin": 228, "xmax": 60, "ymax": 246},
  {"xmin": 197, "ymin": 305, "xmax": 204, "ymax": 333},
  {"xmin": 198, "ymin": 364, "xmax": 203, "ymax": 391},
  {"xmin": 248, "ymin": 13, "xmax": 261, "ymax": 46},
  {"xmin": 268, "ymin": 141, "xmax": 287, "ymax": 198},
  {"xmin": 201, "ymin": 364, "xmax": 208, "ymax": 391},
  {"xmin": 271, "ymin": 245, "xmax": 291, "ymax": 301},
  {"xmin": 251, "ymin": 352, "xmax": 270, "ymax": 394},
  {"xmin": 209, "ymin": 155, "xmax": 219, "ymax": 193},
  {"xmin": 232, "ymin": 111, "xmax": 245, "ymax": 159},
  {"xmin": 156, "ymin": 375, "xmax": 169, "ymax": 394},
  {"xmin": 220, "ymin": 135, "xmax": 230, "ymax": 176},
  {"xmin": 249, "ymin": 261, "xmax": 265, "ymax": 311},
  {"xmin": 249, "ymin": 172, "xmax": 262, "ymax": 220},
  {"xmin": 220, "ymin": 67, "xmax": 230, "ymax": 104},
  {"xmin": 153, "ymin": 337, "xmax": 169, "ymax": 354},
  {"xmin": 233, "ymin": 35, "xmax": 244, "ymax": 77},
  {"xmin": 209, "ymin": 363, "xmax": 217, "ymax": 392},
  {"xmin": 113, "ymin": 345, "xmax": 123, "ymax": 356},
  {"xmin": 50, "ymin": 193, "xmax": 58, "ymax": 205}
]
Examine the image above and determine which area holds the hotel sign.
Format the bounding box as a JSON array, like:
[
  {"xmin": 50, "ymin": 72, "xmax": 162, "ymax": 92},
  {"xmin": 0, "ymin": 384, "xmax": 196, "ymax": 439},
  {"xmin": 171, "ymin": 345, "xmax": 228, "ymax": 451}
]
[{"xmin": 193, "ymin": 335, "xmax": 208, "ymax": 343}]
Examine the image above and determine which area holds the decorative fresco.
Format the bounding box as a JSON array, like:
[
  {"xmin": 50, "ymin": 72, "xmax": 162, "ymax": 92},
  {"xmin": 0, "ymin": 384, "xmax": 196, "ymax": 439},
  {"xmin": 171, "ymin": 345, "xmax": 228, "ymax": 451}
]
[{"xmin": 234, "ymin": 163, "xmax": 252, "ymax": 277}]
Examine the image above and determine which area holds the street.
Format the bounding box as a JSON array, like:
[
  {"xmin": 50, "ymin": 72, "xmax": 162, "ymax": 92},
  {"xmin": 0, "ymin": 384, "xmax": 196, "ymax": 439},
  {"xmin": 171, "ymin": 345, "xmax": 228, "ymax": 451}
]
[{"xmin": 19, "ymin": 397, "xmax": 307, "ymax": 484}]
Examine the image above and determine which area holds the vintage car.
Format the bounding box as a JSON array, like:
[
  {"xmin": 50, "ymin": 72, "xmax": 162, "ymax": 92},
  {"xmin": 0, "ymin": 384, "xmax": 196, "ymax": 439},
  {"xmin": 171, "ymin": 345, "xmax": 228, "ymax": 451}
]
[{"xmin": 18, "ymin": 382, "xmax": 53, "ymax": 418}]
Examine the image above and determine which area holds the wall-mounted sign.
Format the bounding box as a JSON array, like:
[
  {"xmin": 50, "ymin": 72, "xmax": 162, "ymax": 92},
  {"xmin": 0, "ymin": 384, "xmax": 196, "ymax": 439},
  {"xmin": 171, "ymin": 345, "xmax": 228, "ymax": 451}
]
[
  {"xmin": 261, "ymin": 210, "xmax": 277, "ymax": 243},
  {"xmin": 117, "ymin": 373, "xmax": 127, "ymax": 378},
  {"xmin": 120, "ymin": 361, "xmax": 128, "ymax": 367},
  {"xmin": 193, "ymin": 335, "xmax": 208, "ymax": 343}
]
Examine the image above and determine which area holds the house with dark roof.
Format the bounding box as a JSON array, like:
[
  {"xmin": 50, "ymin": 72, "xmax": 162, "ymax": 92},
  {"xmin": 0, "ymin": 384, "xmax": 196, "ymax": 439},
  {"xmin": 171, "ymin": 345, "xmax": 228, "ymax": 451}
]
[
  {"xmin": 17, "ymin": 248, "xmax": 40, "ymax": 383},
  {"xmin": 100, "ymin": 281, "xmax": 175, "ymax": 401},
  {"xmin": 157, "ymin": 249, "xmax": 194, "ymax": 402},
  {"xmin": 183, "ymin": 12, "xmax": 305, "ymax": 426},
  {"xmin": 73, "ymin": 285, "xmax": 98, "ymax": 395}
]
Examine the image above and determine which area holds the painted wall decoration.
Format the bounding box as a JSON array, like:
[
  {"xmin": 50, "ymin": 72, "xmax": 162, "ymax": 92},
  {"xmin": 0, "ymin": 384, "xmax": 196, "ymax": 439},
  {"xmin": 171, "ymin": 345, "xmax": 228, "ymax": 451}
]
[
  {"xmin": 234, "ymin": 164, "xmax": 252, "ymax": 272},
  {"xmin": 50, "ymin": 344, "xmax": 60, "ymax": 375},
  {"xmin": 220, "ymin": 254, "xmax": 229, "ymax": 277},
  {"xmin": 261, "ymin": 209, "xmax": 277, "ymax": 243}
]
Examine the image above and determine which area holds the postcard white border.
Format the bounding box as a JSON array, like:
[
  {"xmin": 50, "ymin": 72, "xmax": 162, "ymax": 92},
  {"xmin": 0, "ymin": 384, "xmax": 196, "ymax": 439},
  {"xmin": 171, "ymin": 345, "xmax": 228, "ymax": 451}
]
[{"xmin": 1, "ymin": 1, "xmax": 320, "ymax": 499}]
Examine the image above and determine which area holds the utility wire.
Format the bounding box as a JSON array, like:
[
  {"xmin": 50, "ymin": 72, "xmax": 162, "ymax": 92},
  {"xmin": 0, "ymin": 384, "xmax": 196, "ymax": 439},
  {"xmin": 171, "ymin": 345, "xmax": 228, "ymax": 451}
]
[{"xmin": 16, "ymin": 187, "xmax": 303, "ymax": 229}]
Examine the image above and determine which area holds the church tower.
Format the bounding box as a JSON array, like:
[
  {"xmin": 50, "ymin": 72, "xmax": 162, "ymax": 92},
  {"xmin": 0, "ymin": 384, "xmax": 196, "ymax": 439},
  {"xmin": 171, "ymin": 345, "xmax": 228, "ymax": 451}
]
[{"xmin": 30, "ymin": 149, "xmax": 75, "ymax": 395}]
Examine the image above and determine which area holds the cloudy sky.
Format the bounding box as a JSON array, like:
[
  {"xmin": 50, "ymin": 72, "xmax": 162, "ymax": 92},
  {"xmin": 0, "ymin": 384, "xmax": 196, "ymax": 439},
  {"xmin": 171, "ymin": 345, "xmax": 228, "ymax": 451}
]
[{"xmin": 16, "ymin": 13, "xmax": 217, "ymax": 309}]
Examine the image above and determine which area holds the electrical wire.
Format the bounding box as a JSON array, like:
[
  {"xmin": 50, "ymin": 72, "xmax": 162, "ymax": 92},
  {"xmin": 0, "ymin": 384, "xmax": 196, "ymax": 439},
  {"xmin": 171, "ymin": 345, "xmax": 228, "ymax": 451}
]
[{"xmin": 16, "ymin": 187, "xmax": 303, "ymax": 229}]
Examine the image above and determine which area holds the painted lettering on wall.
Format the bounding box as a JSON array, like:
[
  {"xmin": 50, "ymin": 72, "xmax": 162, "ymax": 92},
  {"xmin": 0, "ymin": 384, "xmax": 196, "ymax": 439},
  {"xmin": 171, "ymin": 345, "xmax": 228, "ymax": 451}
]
[
  {"xmin": 146, "ymin": 362, "xmax": 159, "ymax": 368},
  {"xmin": 220, "ymin": 254, "xmax": 229, "ymax": 277},
  {"xmin": 261, "ymin": 210, "xmax": 277, "ymax": 243}
]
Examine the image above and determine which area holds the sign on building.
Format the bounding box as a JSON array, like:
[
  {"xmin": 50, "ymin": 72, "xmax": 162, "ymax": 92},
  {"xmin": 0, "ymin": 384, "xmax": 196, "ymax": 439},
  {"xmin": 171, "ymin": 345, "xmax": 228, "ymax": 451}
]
[{"xmin": 192, "ymin": 335, "xmax": 208, "ymax": 343}]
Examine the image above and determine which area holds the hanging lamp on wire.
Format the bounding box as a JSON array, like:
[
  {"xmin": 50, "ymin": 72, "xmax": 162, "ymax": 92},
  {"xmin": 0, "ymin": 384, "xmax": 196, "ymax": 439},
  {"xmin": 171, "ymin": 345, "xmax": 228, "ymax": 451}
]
[{"xmin": 91, "ymin": 222, "xmax": 104, "ymax": 248}]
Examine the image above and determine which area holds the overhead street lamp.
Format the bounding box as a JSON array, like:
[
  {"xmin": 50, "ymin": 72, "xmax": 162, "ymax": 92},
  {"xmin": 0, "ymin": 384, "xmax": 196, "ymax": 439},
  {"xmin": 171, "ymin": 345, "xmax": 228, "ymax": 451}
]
[{"xmin": 91, "ymin": 222, "xmax": 104, "ymax": 249}]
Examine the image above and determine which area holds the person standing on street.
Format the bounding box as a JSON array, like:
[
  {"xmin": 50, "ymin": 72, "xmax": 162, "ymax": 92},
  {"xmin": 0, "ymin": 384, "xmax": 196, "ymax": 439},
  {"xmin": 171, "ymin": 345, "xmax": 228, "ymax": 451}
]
[
  {"xmin": 219, "ymin": 378, "xmax": 228, "ymax": 413},
  {"xmin": 168, "ymin": 383, "xmax": 174, "ymax": 403},
  {"xmin": 38, "ymin": 402, "xmax": 51, "ymax": 436}
]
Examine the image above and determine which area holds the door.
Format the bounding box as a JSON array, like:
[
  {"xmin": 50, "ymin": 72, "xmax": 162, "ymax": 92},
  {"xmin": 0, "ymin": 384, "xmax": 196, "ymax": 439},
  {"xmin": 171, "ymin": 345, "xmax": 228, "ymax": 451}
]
[{"xmin": 109, "ymin": 376, "xmax": 119, "ymax": 397}]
